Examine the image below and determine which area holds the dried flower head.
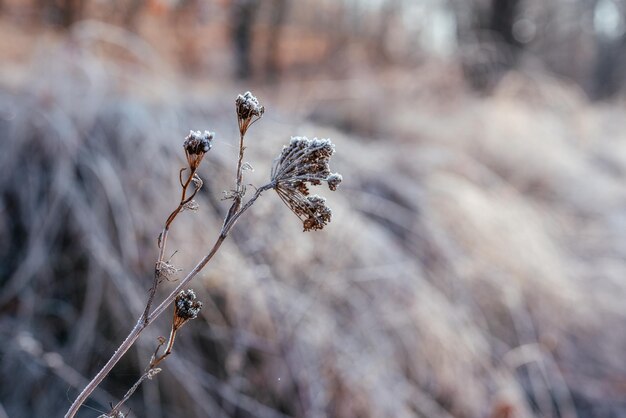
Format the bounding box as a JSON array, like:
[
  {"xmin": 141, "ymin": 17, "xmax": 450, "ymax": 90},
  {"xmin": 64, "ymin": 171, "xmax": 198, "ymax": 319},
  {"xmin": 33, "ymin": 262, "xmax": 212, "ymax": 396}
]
[
  {"xmin": 236, "ymin": 91, "xmax": 264, "ymax": 135},
  {"xmin": 173, "ymin": 289, "xmax": 202, "ymax": 329},
  {"xmin": 183, "ymin": 130, "xmax": 214, "ymax": 170},
  {"xmin": 271, "ymin": 137, "xmax": 341, "ymax": 231},
  {"xmin": 327, "ymin": 173, "xmax": 343, "ymax": 191}
]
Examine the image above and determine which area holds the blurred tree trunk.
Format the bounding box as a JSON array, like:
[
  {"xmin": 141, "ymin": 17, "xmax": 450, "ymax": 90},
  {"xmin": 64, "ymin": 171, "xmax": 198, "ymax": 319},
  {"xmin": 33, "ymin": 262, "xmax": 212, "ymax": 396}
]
[
  {"xmin": 452, "ymin": 0, "xmax": 522, "ymax": 91},
  {"xmin": 264, "ymin": 0, "xmax": 289, "ymax": 82},
  {"xmin": 490, "ymin": 0, "xmax": 521, "ymax": 48},
  {"xmin": 373, "ymin": 0, "xmax": 402, "ymax": 64},
  {"xmin": 38, "ymin": 0, "xmax": 85, "ymax": 27},
  {"xmin": 122, "ymin": 0, "xmax": 146, "ymax": 30},
  {"xmin": 324, "ymin": 4, "xmax": 351, "ymax": 75},
  {"xmin": 590, "ymin": 0, "xmax": 626, "ymax": 100},
  {"xmin": 61, "ymin": 0, "xmax": 84, "ymax": 27},
  {"xmin": 231, "ymin": 0, "xmax": 260, "ymax": 79},
  {"xmin": 452, "ymin": 0, "xmax": 523, "ymax": 49}
]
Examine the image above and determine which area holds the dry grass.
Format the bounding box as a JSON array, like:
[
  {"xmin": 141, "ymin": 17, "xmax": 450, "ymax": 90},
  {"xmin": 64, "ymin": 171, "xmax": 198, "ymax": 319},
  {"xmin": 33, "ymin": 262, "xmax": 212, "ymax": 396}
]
[{"xmin": 1, "ymin": 27, "xmax": 626, "ymax": 418}]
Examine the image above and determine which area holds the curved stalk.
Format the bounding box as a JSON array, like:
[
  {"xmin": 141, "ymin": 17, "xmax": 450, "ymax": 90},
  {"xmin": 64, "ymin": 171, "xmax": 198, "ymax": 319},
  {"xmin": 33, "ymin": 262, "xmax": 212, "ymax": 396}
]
[{"xmin": 65, "ymin": 184, "xmax": 273, "ymax": 418}]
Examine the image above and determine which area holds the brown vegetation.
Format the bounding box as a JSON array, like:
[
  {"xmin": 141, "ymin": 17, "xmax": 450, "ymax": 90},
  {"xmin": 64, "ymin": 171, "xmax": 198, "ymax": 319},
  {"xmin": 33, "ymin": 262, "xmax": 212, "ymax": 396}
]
[{"xmin": 1, "ymin": 2, "xmax": 626, "ymax": 417}]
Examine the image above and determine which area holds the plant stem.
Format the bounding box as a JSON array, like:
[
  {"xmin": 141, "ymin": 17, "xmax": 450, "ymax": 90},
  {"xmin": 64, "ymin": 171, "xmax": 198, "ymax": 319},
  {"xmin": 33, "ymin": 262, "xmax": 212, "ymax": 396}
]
[
  {"xmin": 110, "ymin": 368, "xmax": 161, "ymax": 415},
  {"xmin": 149, "ymin": 313, "xmax": 181, "ymax": 370},
  {"xmin": 142, "ymin": 167, "xmax": 198, "ymax": 324},
  {"xmin": 65, "ymin": 322, "xmax": 142, "ymax": 418},
  {"xmin": 65, "ymin": 183, "xmax": 273, "ymax": 418},
  {"xmin": 235, "ymin": 131, "xmax": 245, "ymax": 196},
  {"xmin": 225, "ymin": 131, "xmax": 247, "ymax": 228}
]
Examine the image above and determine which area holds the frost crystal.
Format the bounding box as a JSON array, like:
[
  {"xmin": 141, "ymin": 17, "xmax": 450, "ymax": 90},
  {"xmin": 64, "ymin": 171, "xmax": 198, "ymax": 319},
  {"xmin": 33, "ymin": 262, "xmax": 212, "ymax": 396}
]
[
  {"xmin": 156, "ymin": 260, "xmax": 181, "ymax": 281},
  {"xmin": 182, "ymin": 200, "xmax": 199, "ymax": 212}
]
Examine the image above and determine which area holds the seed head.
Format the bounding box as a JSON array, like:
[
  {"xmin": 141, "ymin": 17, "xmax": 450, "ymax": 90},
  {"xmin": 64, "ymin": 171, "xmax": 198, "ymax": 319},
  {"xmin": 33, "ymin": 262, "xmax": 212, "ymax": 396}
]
[
  {"xmin": 174, "ymin": 289, "xmax": 202, "ymax": 329},
  {"xmin": 183, "ymin": 130, "xmax": 214, "ymax": 170},
  {"xmin": 272, "ymin": 137, "xmax": 335, "ymax": 186},
  {"xmin": 236, "ymin": 91, "xmax": 264, "ymax": 135},
  {"xmin": 302, "ymin": 195, "xmax": 332, "ymax": 231},
  {"xmin": 271, "ymin": 137, "xmax": 341, "ymax": 231},
  {"xmin": 236, "ymin": 91, "xmax": 264, "ymax": 120},
  {"xmin": 327, "ymin": 173, "xmax": 343, "ymax": 191}
]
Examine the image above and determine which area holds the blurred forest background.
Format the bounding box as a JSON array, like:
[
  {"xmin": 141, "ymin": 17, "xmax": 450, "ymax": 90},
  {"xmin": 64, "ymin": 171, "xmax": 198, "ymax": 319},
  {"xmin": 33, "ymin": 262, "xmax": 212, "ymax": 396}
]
[{"xmin": 1, "ymin": 0, "xmax": 626, "ymax": 417}]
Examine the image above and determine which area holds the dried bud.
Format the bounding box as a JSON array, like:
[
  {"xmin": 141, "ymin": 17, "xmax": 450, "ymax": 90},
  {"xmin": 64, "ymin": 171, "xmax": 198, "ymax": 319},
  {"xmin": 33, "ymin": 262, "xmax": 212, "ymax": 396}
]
[
  {"xmin": 173, "ymin": 289, "xmax": 202, "ymax": 329},
  {"xmin": 236, "ymin": 91, "xmax": 264, "ymax": 135},
  {"xmin": 183, "ymin": 130, "xmax": 214, "ymax": 170},
  {"xmin": 236, "ymin": 91, "xmax": 264, "ymax": 120},
  {"xmin": 327, "ymin": 173, "xmax": 342, "ymax": 191},
  {"xmin": 271, "ymin": 137, "xmax": 341, "ymax": 232}
]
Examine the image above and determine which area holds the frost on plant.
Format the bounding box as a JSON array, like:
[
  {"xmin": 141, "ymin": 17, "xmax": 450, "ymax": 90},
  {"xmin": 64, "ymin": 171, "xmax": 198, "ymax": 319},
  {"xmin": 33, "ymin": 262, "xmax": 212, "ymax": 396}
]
[
  {"xmin": 327, "ymin": 173, "xmax": 343, "ymax": 191},
  {"xmin": 66, "ymin": 92, "xmax": 343, "ymax": 418},
  {"xmin": 174, "ymin": 289, "xmax": 203, "ymax": 324},
  {"xmin": 271, "ymin": 136, "xmax": 342, "ymax": 231},
  {"xmin": 236, "ymin": 91, "xmax": 264, "ymax": 119},
  {"xmin": 236, "ymin": 91, "xmax": 264, "ymax": 136},
  {"xmin": 183, "ymin": 130, "xmax": 214, "ymax": 170}
]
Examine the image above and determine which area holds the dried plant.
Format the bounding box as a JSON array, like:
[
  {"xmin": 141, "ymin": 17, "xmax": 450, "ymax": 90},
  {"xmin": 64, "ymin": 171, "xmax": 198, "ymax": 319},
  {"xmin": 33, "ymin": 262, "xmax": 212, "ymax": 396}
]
[
  {"xmin": 236, "ymin": 91, "xmax": 265, "ymax": 136},
  {"xmin": 183, "ymin": 130, "xmax": 214, "ymax": 171},
  {"xmin": 103, "ymin": 290, "xmax": 203, "ymax": 418},
  {"xmin": 271, "ymin": 136, "xmax": 342, "ymax": 231},
  {"xmin": 65, "ymin": 91, "xmax": 342, "ymax": 417}
]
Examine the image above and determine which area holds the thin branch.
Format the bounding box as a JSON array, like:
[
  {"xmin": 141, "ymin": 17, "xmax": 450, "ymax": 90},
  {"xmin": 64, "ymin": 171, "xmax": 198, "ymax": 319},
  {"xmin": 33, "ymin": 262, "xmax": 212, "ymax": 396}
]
[
  {"xmin": 65, "ymin": 183, "xmax": 273, "ymax": 418},
  {"xmin": 142, "ymin": 166, "xmax": 198, "ymax": 324},
  {"xmin": 235, "ymin": 131, "xmax": 246, "ymax": 197},
  {"xmin": 224, "ymin": 131, "xmax": 247, "ymax": 228},
  {"xmin": 107, "ymin": 324, "xmax": 177, "ymax": 416},
  {"xmin": 66, "ymin": 95, "xmax": 342, "ymax": 418},
  {"xmin": 108, "ymin": 368, "xmax": 162, "ymax": 417}
]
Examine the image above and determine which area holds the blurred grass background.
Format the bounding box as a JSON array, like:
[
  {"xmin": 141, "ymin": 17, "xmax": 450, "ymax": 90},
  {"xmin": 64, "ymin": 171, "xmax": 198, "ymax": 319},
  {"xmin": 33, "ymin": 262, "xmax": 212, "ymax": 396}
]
[{"xmin": 1, "ymin": 0, "xmax": 626, "ymax": 417}]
